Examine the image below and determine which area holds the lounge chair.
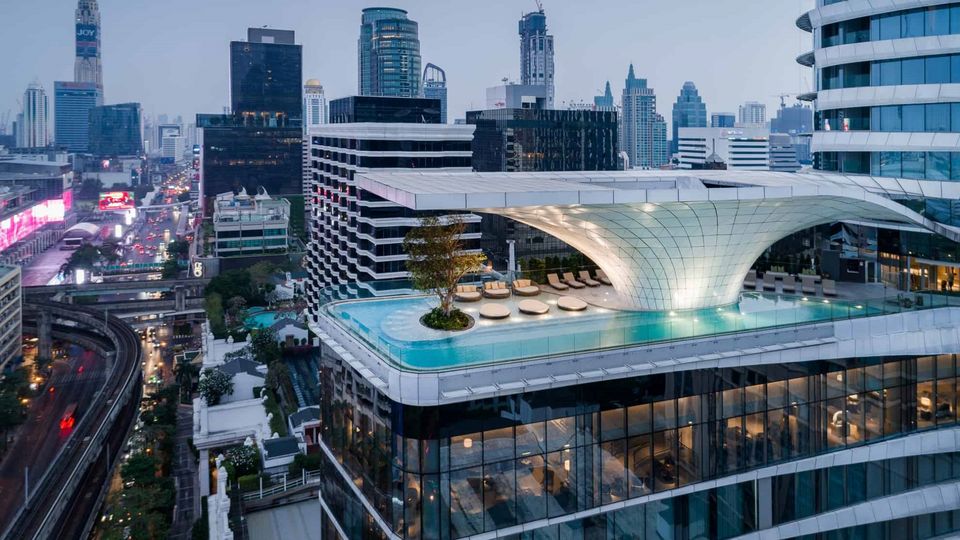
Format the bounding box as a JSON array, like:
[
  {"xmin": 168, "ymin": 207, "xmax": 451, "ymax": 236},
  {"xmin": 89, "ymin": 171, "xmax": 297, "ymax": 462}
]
[
  {"xmin": 800, "ymin": 275, "xmax": 817, "ymax": 295},
  {"xmin": 594, "ymin": 269, "xmax": 613, "ymax": 286},
  {"xmin": 512, "ymin": 279, "xmax": 540, "ymax": 296},
  {"xmin": 823, "ymin": 279, "xmax": 838, "ymax": 296},
  {"xmin": 518, "ymin": 299, "xmax": 550, "ymax": 315},
  {"xmin": 744, "ymin": 270, "xmax": 756, "ymax": 289},
  {"xmin": 562, "ymin": 272, "xmax": 586, "ymax": 289},
  {"xmin": 483, "ymin": 281, "xmax": 511, "ymax": 299},
  {"xmin": 578, "ymin": 270, "xmax": 601, "ymax": 287},
  {"xmin": 762, "ymin": 273, "xmax": 777, "ymax": 291},
  {"xmin": 479, "ymin": 304, "xmax": 510, "ymax": 320},
  {"xmin": 454, "ymin": 284, "xmax": 481, "ymax": 302},
  {"xmin": 782, "ymin": 275, "xmax": 797, "ymax": 293},
  {"xmin": 547, "ymin": 274, "xmax": 570, "ymax": 291}
]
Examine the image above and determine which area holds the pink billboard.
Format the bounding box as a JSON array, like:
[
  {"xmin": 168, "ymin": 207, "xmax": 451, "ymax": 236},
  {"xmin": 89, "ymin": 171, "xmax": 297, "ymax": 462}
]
[{"xmin": 0, "ymin": 198, "xmax": 66, "ymax": 254}]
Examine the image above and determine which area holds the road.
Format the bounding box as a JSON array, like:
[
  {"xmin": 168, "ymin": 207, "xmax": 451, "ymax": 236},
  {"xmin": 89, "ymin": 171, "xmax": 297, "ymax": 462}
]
[
  {"xmin": 168, "ymin": 404, "xmax": 199, "ymax": 539},
  {"xmin": 0, "ymin": 345, "xmax": 106, "ymax": 531}
]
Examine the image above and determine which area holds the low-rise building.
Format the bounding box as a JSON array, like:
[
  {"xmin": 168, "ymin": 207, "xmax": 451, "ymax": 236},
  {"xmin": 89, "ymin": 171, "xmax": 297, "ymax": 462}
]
[
  {"xmin": 212, "ymin": 188, "xmax": 290, "ymax": 258},
  {"xmin": 678, "ymin": 126, "xmax": 770, "ymax": 170},
  {"xmin": 0, "ymin": 266, "xmax": 21, "ymax": 371}
]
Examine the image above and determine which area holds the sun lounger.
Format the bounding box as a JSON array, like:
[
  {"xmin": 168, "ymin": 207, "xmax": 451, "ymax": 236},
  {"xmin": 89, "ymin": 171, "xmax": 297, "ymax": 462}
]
[
  {"xmin": 479, "ymin": 304, "xmax": 510, "ymax": 319},
  {"xmin": 782, "ymin": 275, "xmax": 797, "ymax": 293},
  {"xmin": 562, "ymin": 272, "xmax": 586, "ymax": 289},
  {"xmin": 547, "ymin": 274, "xmax": 570, "ymax": 291},
  {"xmin": 744, "ymin": 270, "xmax": 756, "ymax": 289},
  {"xmin": 483, "ymin": 281, "xmax": 511, "ymax": 299},
  {"xmin": 512, "ymin": 279, "xmax": 540, "ymax": 296},
  {"xmin": 762, "ymin": 273, "xmax": 777, "ymax": 291},
  {"xmin": 454, "ymin": 284, "xmax": 481, "ymax": 302},
  {"xmin": 801, "ymin": 275, "xmax": 817, "ymax": 295},
  {"xmin": 578, "ymin": 271, "xmax": 601, "ymax": 287},
  {"xmin": 823, "ymin": 279, "xmax": 837, "ymax": 296},
  {"xmin": 518, "ymin": 299, "xmax": 550, "ymax": 315},
  {"xmin": 595, "ymin": 269, "xmax": 612, "ymax": 286}
]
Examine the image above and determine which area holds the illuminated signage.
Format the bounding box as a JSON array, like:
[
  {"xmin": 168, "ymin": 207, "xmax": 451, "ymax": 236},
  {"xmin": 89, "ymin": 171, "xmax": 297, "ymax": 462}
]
[
  {"xmin": 0, "ymin": 198, "xmax": 66, "ymax": 254},
  {"xmin": 75, "ymin": 24, "xmax": 98, "ymax": 58},
  {"xmin": 98, "ymin": 191, "xmax": 136, "ymax": 212},
  {"xmin": 193, "ymin": 261, "xmax": 204, "ymax": 278}
]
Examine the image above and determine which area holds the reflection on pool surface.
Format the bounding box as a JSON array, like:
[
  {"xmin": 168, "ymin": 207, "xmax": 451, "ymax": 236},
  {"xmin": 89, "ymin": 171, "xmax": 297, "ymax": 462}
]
[
  {"xmin": 326, "ymin": 292, "xmax": 886, "ymax": 371},
  {"xmin": 245, "ymin": 310, "xmax": 297, "ymax": 329}
]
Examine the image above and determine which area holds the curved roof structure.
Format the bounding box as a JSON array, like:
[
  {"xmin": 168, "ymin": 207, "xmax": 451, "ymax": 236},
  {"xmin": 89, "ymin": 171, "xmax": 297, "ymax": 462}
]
[
  {"xmin": 63, "ymin": 222, "xmax": 100, "ymax": 239},
  {"xmin": 356, "ymin": 170, "xmax": 960, "ymax": 311}
]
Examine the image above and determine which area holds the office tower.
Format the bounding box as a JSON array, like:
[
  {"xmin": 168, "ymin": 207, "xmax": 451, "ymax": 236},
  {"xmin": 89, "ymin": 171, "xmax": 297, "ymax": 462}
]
[
  {"xmin": 677, "ymin": 127, "xmax": 770, "ymax": 170},
  {"xmin": 768, "ymin": 133, "xmax": 801, "ymax": 172},
  {"xmin": 486, "ymin": 83, "xmax": 547, "ymax": 110},
  {"xmin": 54, "ymin": 82, "xmax": 101, "ymax": 152},
  {"xmin": 738, "ymin": 101, "xmax": 766, "ymax": 127},
  {"xmin": 670, "ymin": 81, "xmax": 707, "ymax": 154},
  {"xmin": 519, "ymin": 8, "xmax": 555, "ymax": 108},
  {"xmin": 304, "ymin": 96, "xmax": 474, "ymax": 297},
  {"xmin": 770, "ymin": 101, "xmax": 813, "ymax": 135},
  {"xmin": 594, "ymin": 81, "xmax": 615, "ymax": 111},
  {"xmin": 74, "ymin": 0, "xmax": 102, "ymax": 91},
  {"xmin": 88, "ymin": 103, "xmax": 142, "ymax": 157},
  {"xmin": 303, "ymin": 79, "xmax": 327, "ymax": 129},
  {"xmin": 17, "ymin": 81, "xmax": 48, "ymax": 148},
  {"xmin": 230, "ymin": 28, "xmax": 302, "ymax": 124},
  {"xmin": 711, "ymin": 112, "xmax": 736, "ymax": 128},
  {"xmin": 422, "ymin": 63, "xmax": 448, "ymax": 123},
  {"xmin": 620, "ymin": 64, "xmax": 668, "ymax": 168},
  {"xmin": 358, "ymin": 8, "xmax": 422, "ymax": 98},
  {"xmin": 309, "ymin": 167, "xmax": 960, "ymax": 540}
]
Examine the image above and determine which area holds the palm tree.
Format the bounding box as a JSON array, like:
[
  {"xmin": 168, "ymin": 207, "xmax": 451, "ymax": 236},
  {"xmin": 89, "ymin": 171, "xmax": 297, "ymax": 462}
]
[{"xmin": 174, "ymin": 359, "xmax": 199, "ymax": 403}]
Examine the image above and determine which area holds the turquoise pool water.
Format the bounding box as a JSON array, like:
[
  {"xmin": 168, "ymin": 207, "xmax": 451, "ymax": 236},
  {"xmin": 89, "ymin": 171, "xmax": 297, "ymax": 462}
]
[
  {"xmin": 245, "ymin": 310, "xmax": 296, "ymax": 329},
  {"xmin": 327, "ymin": 292, "xmax": 888, "ymax": 371}
]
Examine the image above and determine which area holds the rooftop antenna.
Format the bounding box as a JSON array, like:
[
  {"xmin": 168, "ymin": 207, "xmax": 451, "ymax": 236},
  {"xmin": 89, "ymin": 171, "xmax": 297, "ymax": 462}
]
[{"xmin": 533, "ymin": 0, "xmax": 543, "ymax": 12}]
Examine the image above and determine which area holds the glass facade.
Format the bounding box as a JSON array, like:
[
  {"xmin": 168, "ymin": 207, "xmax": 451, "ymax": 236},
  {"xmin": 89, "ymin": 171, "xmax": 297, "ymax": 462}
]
[
  {"xmin": 816, "ymin": 151, "xmax": 960, "ymax": 181},
  {"xmin": 329, "ymin": 96, "xmax": 441, "ymax": 125},
  {"xmin": 53, "ymin": 81, "xmax": 101, "ymax": 152},
  {"xmin": 88, "ymin": 102, "xmax": 142, "ymax": 157},
  {"xmin": 670, "ymin": 82, "xmax": 708, "ymax": 155},
  {"xmin": 819, "ymin": 52, "xmax": 960, "ymax": 91},
  {"xmin": 820, "ymin": 3, "xmax": 960, "ymax": 48},
  {"xmin": 230, "ymin": 37, "xmax": 303, "ymax": 124},
  {"xmin": 358, "ymin": 8, "xmax": 422, "ymax": 98},
  {"xmin": 319, "ymin": 350, "xmax": 960, "ymax": 539}
]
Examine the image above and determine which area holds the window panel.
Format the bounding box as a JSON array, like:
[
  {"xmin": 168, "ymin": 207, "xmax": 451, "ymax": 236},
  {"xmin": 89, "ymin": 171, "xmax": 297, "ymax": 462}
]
[
  {"xmin": 927, "ymin": 6, "xmax": 951, "ymax": 36},
  {"xmin": 927, "ymin": 152, "xmax": 951, "ymax": 181},
  {"xmin": 627, "ymin": 404, "xmax": 652, "ymax": 436},
  {"xmin": 878, "ymin": 12, "xmax": 901, "ymax": 40},
  {"xmin": 927, "ymin": 56, "xmax": 952, "ymax": 84},
  {"xmin": 448, "ymin": 467, "xmax": 484, "ymax": 537},
  {"xmin": 903, "ymin": 10, "xmax": 925, "ymax": 37},
  {"xmin": 600, "ymin": 408, "xmax": 626, "ymax": 442},
  {"xmin": 902, "ymin": 151, "xmax": 926, "ymax": 179},
  {"xmin": 653, "ymin": 400, "xmax": 676, "ymax": 431},
  {"xmin": 483, "ymin": 460, "xmax": 516, "ymax": 530},
  {"xmin": 517, "ymin": 422, "xmax": 546, "ymax": 457},
  {"xmin": 927, "ymin": 103, "xmax": 951, "ymax": 132},
  {"xmin": 902, "ymin": 58, "xmax": 925, "ymax": 84},
  {"xmin": 879, "ymin": 60, "xmax": 901, "ymax": 86},
  {"xmin": 880, "ymin": 105, "xmax": 901, "ymax": 132},
  {"xmin": 546, "ymin": 417, "xmax": 576, "ymax": 452},
  {"xmin": 903, "ymin": 104, "xmax": 925, "ymax": 131},
  {"xmin": 627, "ymin": 435, "xmax": 652, "ymax": 497},
  {"xmin": 546, "ymin": 449, "xmax": 576, "ymax": 517},
  {"xmin": 599, "ymin": 440, "xmax": 627, "ymax": 503},
  {"xmin": 515, "ymin": 455, "xmax": 546, "ymax": 523}
]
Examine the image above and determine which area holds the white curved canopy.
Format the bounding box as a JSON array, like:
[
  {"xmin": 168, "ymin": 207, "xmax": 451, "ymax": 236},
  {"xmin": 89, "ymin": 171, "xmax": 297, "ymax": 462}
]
[{"xmin": 355, "ymin": 170, "xmax": 960, "ymax": 311}]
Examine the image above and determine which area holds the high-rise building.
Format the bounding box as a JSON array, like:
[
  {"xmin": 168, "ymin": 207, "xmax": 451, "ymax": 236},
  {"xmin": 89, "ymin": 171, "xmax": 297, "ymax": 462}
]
[
  {"xmin": 303, "ymin": 79, "xmax": 327, "ymax": 129},
  {"xmin": 594, "ymin": 81, "xmax": 615, "ymax": 111},
  {"xmin": 304, "ymin": 96, "xmax": 475, "ymax": 297},
  {"xmin": 0, "ymin": 266, "xmax": 21, "ymax": 371},
  {"xmin": 770, "ymin": 102, "xmax": 813, "ymax": 135},
  {"xmin": 738, "ymin": 101, "xmax": 766, "ymax": 127},
  {"xmin": 230, "ymin": 28, "xmax": 302, "ymax": 125},
  {"xmin": 768, "ymin": 133, "xmax": 801, "ymax": 172},
  {"xmin": 358, "ymin": 8, "xmax": 422, "ymax": 98},
  {"xmin": 422, "ymin": 63, "xmax": 448, "ymax": 123},
  {"xmin": 670, "ymin": 81, "xmax": 707, "ymax": 154},
  {"xmin": 519, "ymin": 8, "xmax": 555, "ymax": 108},
  {"xmin": 17, "ymin": 81, "xmax": 48, "ymax": 148},
  {"xmin": 620, "ymin": 64, "xmax": 668, "ymax": 169},
  {"xmin": 711, "ymin": 112, "xmax": 736, "ymax": 128},
  {"xmin": 88, "ymin": 103, "xmax": 142, "ymax": 157},
  {"xmin": 678, "ymin": 127, "xmax": 770, "ymax": 170},
  {"xmin": 74, "ymin": 0, "xmax": 103, "ymax": 91},
  {"xmin": 53, "ymin": 82, "xmax": 101, "ymax": 152}
]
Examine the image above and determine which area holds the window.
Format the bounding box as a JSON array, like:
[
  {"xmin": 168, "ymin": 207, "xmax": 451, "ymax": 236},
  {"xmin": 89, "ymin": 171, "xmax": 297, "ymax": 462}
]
[
  {"xmin": 902, "ymin": 151, "xmax": 926, "ymax": 179},
  {"xmin": 902, "ymin": 104, "xmax": 925, "ymax": 131},
  {"xmin": 880, "ymin": 105, "xmax": 901, "ymax": 131},
  {"xmin": 879, "ymin": 60, "xmax": 901, "ymax": 86},
  {"xmin": 927, "ymin": 104, "xmax": 951, "ymax": 132},
  {"xmin": 878, "ymin": 12, "xmax": 900, "ymax": 40},
  {"xmin": 902, "ymin": 57, "xmax": 925, "ymax": 84},
  {"xmin": 903, "ymin": 10, "xmax": 925, "ymax": 37},
  {"xmin": 927, "ymin": 55, "xmax": 951, "ymax": 84},
  {"xmin": 927, "ymin": 6, "xmax": 951, "ymax": 36}
]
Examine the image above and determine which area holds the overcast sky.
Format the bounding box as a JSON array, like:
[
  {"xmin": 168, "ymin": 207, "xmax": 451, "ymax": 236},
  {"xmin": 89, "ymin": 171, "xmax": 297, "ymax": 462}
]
[{"xmin": 1, "ymin": 0, "xmax": 815, "ymax": 131}]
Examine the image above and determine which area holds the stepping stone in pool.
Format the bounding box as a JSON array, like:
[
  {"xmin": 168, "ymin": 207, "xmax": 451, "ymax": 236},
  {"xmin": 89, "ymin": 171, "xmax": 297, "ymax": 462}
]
[
  {"xmin": 518, "ymin": 299, "xmax": 550, "ymax": 315},
  {"xmin": 557, "ymin": 296, "xmax": 588, "ymax": 312}
]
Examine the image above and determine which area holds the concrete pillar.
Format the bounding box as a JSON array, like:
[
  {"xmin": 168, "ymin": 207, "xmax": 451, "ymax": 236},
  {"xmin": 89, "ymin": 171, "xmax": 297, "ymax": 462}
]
[
  {"xmin": 174, "ymin": 286, "xmax": 187, "ymax": 312},
  {"xmin": 199, "ymin": 449, "xmax": 210, "ymax": 496},
  {"xmin": 37, "ymin": 310, "xmax": 52, "ymax": 363}
]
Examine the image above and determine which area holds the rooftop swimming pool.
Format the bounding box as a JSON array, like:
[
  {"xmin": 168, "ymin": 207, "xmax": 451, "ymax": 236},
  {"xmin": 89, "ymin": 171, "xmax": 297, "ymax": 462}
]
[
  {"xmin": 324, "ymin": 291, "xmax": 927, "ymax": 372},
  {"xmin": 245, "ymin": 310, "xmax": 297, "ymax": 329}
]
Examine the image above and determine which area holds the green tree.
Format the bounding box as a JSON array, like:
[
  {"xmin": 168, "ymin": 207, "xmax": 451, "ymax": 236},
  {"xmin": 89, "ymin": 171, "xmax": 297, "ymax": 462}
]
[
  {"xmin": 402, "ymin": 215, "xmax": 485, "ymax": 319},
  {"xmin": 265, "ymin": 361, "xmax": 296, "ymax": 413},
  {"xmin": 0, "ymin": 392, "xmax": 24, "ymax": 451},
  {"xmin": 59, "ymin": 243, "xmax": 102, "ymax": 276},
  {"xmin": 160, "ymin": 258, "xmax": 179, "ymax": 279},
  {"xmin": 174, "ymin": 359, "xmax": 199, "ymax": 402},
  {"xmin": 121, "ymin": 453, "xmax": 159, "ymax": 487},
  {"xmin": 204, "ymin": 293, "xmax": 226, "ymax": 338},
  {"xmin": 197, "ymin": 368, "xmax": 234, "ymax": 406},
  {"xmin": 167, "ymin": 239, "xmax": 190, "ymax": 260},
  {"xmin": 251, "ymin": 329, "xmax": 281, "ymax": 364}
]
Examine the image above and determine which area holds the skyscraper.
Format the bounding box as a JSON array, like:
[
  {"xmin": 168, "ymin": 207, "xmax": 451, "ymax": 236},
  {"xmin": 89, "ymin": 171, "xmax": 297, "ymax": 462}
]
[
  {"xmin": 17, "ymin": 81, "xmax": 48, "ymax": 148},
  {"xmin": 710, "ymin": 112, "xmax": 736, "ymax": 128},
  {"xmin": 594, "ymin": 81, "xmax": 615, "ymax": 111},
  {"xmin": 358, "ymin": 8, "xmax": 422, "ymax": 98},
  {"xmin": 738, "ymin": 101, "xmax": 766, "ymax": 127},
  {"xmin": 53, "ymin": 81, "xmax": 103, "ymax": 152},
  {"xmin": 519, "ymin": 8, "xmax": 555, "ymax": 108},
  {"xmin": 88, "ymin": 103, "xmax": 142, "ymax": 157},
  {"xmin": 303, "ymin": 79, "xmax": 327, "ymax": 129},
  {"xmin": 74, "ymin": 0, "xmax": 103, "ymax": 91},
  {"xmin": 422, "ymin": 63, "xmax": 448, "ymax": 124},
  {"xmin": 670, "ymin": 81, "xmax": 707, "ymax": 154},
  {"xmin": 230, "ymin": 28, "xmax": 302, "ymax": 125},
  {"xmin": 620, "ymin": 64, "xmax": 668, "ymax": 169}
]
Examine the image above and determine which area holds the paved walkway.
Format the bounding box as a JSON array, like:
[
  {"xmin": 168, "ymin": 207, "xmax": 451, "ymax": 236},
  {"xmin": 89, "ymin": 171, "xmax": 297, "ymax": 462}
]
[{"xmin": 168, "ymin": 403, "xmax": 200, "ymax": 539}]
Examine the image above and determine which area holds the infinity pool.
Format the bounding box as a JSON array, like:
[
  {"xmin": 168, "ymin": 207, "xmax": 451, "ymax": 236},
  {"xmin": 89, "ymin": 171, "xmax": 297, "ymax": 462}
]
[{"xmin": 326, "ymin": 292, "xmax": 888, "ymax": 371}]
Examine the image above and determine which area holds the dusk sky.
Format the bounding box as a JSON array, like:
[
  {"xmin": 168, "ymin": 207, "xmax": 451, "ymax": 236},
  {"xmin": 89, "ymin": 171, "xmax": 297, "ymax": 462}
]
[{"xmin": 2, "ymin": 0, "xmax": 815, "ymax": 130}]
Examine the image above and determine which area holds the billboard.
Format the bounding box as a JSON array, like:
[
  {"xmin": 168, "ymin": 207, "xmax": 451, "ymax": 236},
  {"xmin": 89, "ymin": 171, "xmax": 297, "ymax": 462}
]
[
  {"xmin": 98, "ymin": 191, "xmax": 135, "ymax": 212},
  {"xmin": 76, "ymin": 24, "xmax": 98, "ymax": 57}
]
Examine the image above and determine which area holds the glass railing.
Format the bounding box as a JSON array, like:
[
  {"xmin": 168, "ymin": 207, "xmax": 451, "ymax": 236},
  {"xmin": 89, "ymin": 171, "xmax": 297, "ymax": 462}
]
[{"xmin": 316, "ymin": 272, "xmax": 960, "ymax": 373}]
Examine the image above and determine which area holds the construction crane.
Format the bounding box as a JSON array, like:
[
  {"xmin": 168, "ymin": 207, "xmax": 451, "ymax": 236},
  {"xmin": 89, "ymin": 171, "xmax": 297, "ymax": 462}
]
[{"xmin": 772, "ymin": 93, "xmax": 800, "ymax": 108}]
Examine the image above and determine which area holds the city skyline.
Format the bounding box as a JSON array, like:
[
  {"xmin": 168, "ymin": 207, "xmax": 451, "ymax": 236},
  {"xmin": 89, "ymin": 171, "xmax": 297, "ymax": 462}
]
[{"xmin": 1, "ymin": 0, "xmax": 813, "ymax": 130}]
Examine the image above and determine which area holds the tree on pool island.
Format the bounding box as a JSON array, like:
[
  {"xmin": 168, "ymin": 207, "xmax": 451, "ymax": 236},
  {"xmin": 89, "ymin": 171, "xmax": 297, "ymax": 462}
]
[{"xmin": 403, "ymin": 215, "xmax": 485, "ymax": 330}]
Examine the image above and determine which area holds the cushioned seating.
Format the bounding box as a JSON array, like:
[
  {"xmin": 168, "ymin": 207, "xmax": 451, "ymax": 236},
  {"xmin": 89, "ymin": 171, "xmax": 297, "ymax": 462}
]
[
  {"xmin": 483, "ymin": 281, "xmax": 511, "ymax": 299},
  {"xmin": 512, "ymin": 279, "xmax": 540, "ymax": 296},
  {"xmin": 518, "ymin": 299, "xmax": 550, "ymax": 315},
  {"xmin": 454, "ymin": 285, "xmax": 481, "ymax": 302},
  {"xmin": 479, "ymin": 304, "xmax": 511, "ymax": 319},
  {"xmin": 547, "ymin": 274, "xmax": 569, "ymax": 291},
  {"xmin": 578, "ymin": 271, "xmax": 601, "ymax": 287},
  {"xmin": 595, "ymin": 269, "xmax": 613, "ymax": 286},
  {"xmin": 562, "ymin": 272, "xmax": 586, "ymax": 289},
  {"xmin": 557, "ymin": 296, "xmax": 588, "ymax": 311}
]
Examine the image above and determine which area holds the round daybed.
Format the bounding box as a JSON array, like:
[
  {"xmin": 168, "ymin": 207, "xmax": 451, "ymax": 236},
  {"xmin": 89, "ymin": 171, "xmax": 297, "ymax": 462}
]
[
  {"xmin": 557, "ymin": 296, "xmax": 588, "ymax": 312},
  {"xmin": 518, "ymin": 299, "xmax": 550, "ymax": 315}
]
